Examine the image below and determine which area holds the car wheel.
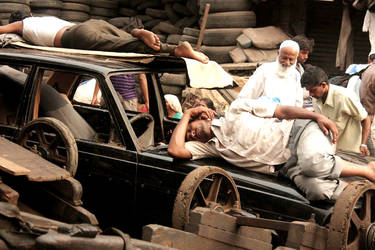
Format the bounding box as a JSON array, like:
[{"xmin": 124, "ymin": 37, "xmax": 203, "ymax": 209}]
[
  {"xmin": 328, "ymin": 180, "xmax": 375, "ymax": 250},
  {"xmin": 17, "ymin": 117, "xmax": 78, "ymax": 177},
  {"xmin": 172, "ymin": 166, "xmax": 241, "ymax": 230}
]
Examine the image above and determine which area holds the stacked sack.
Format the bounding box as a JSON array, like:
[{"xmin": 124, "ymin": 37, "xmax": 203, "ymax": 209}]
[
  {"xmin": 90, "ymin": 0, "xmax": 118, "ymax": 20},
  {"xmin": 108, "ymin": 0, "xmax": 200, "ymax": 45},
  {"xmin": 30, "ymin": 0, "xmax": 62, "ymax": 18},
  {"xmin": 198, "ymin": 0, "xmax": 256, "ymax": 64},
  {"xmin": 0, "ymin": 0, "xmax": 30, "ymax": 25},
  {"xmin": 61, "ymin": 0, "xmax": 90, "ymax": 22},
  {"xmin": 229, "ymin": 26, "xmax": 290, "ymax": 64}
]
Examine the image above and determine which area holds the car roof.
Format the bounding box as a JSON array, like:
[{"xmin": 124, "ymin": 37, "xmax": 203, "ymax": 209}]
[{"xmin": 0, "ymin": 47, "xmax": 187, "ymax": 75}]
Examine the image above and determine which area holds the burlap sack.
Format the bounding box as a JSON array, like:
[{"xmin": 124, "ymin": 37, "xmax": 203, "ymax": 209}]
[
  {"xmin": 243, "ymin": 48, "xmax": 278, "ymax": 63},
  {"xmin": 242, "ymin": 26, "xmax": 290, "ymax": 49}
]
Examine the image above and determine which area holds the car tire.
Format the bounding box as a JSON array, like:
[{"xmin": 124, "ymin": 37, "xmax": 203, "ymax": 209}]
[
  {"xmin": 145, "ymin": 8, "xmax": 168, "ymax": 19},
  {"xmin": 62, "ymin": 2, "xmax": 90, "ymax": 13},
  {"xmin": 0, "ymin": 0, "xmax": 30, "ymax": 4},
  {"xmin": 199, "ymin": 0, "xmax": 252, "ymax": 14},
  {"xmin": 183, "ymin": 27, "xmax": 200, "ymax": 37},
  {"xmin": 30, "ymin": 0, "xmax": 63, "ymax": 9},
  {"xmin": 90, "ymin": 7, "xmax": 117, "ymax": 18},
  {"xmin": 200, "ymin": 45, "xmax": 236, "ymax": 63},
  {"xmin": 61, "ymin": 0, "xmax": 90, "ymax": 4},
  {"xmin": 157, "ymin": 21, "xmax": 181, "ymax": 35},
  {"xmin": 0, "ymin": 3, "xmax": 30, "ymax": 13},
  {"xmin": 160, "ymin": 73, "xmax": 187, "ymax": 87},
  {"xmin": 118, "ymin": 8, "xmax": 137, "ymax": 17},
  {"xmin": 32, "ymin": 8, "xmax": 61, "ymax": 17},
  {"xmin": 161, "ymin": 85, "xmax": 183, "ymax": 96},
  {"xmin": 90, "ymin": 0, "xmax": 118, "ymax": 9},
  {"xmin": 17, "ymin": 117, "xmax": 79, "ymax": 177},
  {"xmin": 164, "ymin": 3, "xmax": 180, "ymax": 24},
  {"xmin": 61, "ymin": 10, "xmax": 90, "ymax": 22},
  {"xmin": 203, "ymin": 28, "xmax": 244, "ymax": 46},
  {"xmin": 202, "ymin": 11, "xmax": 256, "ymax": 29}
]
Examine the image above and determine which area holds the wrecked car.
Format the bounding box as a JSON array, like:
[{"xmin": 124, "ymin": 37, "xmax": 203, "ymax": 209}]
[{"xmin": 0, "ymin": 47, "xmax": 373, "ymax": 249}]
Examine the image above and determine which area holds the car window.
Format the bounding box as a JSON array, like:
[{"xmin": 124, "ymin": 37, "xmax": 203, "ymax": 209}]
[
  {"xmin": 0, "ymin": 64, "xmax": 30, "ymax": 125},
  {"xmin": 109, "ymin": 73, "xmax": 149, "ymax": 113},
  {"xmin": 33, "ymin": 69, "xmax": 117, "ymax": 145}
]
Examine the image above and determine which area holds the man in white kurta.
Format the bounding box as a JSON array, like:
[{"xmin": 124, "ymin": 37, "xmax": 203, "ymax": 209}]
[
  {"xmin": 238, "ymin": 40, "xmax": 303, "ymax": 107},
  {"xmin": 167, "ymin": 98, "xmax": 375, "ymax": 201}
]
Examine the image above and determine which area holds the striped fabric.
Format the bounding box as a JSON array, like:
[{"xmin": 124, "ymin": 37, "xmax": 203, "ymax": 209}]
[{"xmin": 110, "ymin": 74, "xmax": 137, "ymax": 101}]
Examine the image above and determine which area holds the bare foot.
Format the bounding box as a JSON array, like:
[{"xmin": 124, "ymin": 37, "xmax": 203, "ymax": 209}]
[
  {"xmin": 366, "ymin": 162, "xmax": 375, "ymax": 182},
  {"xmin": 174, "ymin": 41, "xmax": 209, "ymax": 64},
  {"xmin": 131, "ymin": 28, "xmax": 160, "ymax": 51}
]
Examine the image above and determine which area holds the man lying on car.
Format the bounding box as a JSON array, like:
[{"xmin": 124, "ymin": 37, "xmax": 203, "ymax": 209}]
[{"xmin": 168, "ymin": 97, "xmax": 375, "ymax": 201}]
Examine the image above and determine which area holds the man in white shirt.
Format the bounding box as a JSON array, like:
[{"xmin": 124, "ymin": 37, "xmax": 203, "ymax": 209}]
[
  {"xmin": 238, "ymin": 40, "xmax": 303, "ymax": 107},
  {"xmin": 168, "ymin": 99, "xmax": 375, "ymax": 201}
]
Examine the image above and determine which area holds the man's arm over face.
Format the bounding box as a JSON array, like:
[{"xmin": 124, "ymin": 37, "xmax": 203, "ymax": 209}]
[
  {"xmin": 168, "ymin": 111, "xmax": 193, "ymax": 159},
  {"xmin": 0, "ymin": 21, "xmax": 23, "ymax": 35},
  {"xmin": 168, "ymin": 106, "xmax": 216, "ymax": 159},
  {"xmin": 274, "ymin": 105, "xmax": 338, "ymax": 143}
]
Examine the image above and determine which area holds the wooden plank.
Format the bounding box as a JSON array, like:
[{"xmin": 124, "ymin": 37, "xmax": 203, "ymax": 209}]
[
  {"xmin": 220, "ymin": 62, "xmax": 259, "ymax": 71},
  {"xmin": 0, "ymin": 156, "xmax": 30, "ymax": 175},
  {"xmin": 0, "ymin": 137, "xmax": 70, "ymax": 182}
]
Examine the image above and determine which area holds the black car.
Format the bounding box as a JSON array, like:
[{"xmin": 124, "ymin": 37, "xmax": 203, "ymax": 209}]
[{"xmin": 0, "ymin": 47, "xmax": 372, "ymax": 249}]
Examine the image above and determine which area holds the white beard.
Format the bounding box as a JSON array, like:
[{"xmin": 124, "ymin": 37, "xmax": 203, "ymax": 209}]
[{"xmin": 276, "ymin": 58, "xmax": 296, "ymax": 78}]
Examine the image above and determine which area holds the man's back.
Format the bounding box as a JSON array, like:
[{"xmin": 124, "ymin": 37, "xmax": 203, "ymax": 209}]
[{"xmin": 313, "ymin": 84, "xmax": 367, "ymax": 152}]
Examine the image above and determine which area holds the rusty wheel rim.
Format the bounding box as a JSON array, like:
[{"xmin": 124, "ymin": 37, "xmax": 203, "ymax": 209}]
[
  {"xmin": 172, "ymin": 166, "xmax": 241, "ymax": 230},
  {"xmin": 17, "ymin": 117, "xmax": 78, "ymax": 176},
  {"xmin": 328, "ymin": 180, "xmax": 375, "ymax": 250}
]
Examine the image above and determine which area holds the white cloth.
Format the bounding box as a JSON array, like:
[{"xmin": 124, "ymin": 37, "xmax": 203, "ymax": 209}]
[
  {"xmin": 73, "ymin": 78, "xmax": 102, "ymax": 104},
  {"xmin": 164, "ymin": 94, "xmax": 182, "ymax": 113},
  {"xmin": 347, "ymin": 75, "xmax": 362, "ymax": 98},
  {"xmin": 185, "ymin": 97, "xmax": 294, "ymax": 173},
  {"xmin": 363, "ymin": 10, "xmax": 375, "ymax": 52},
  {"xmin": 238, "ymin": 61, "xmax": 303, "ymax": 107},
  {"xmin": 22, "ymin": 16, "xmax": 75, "ymax": 47},
  {"xmin": 182, "ymin": 58, "xmax": 233, "ymax": 88}
]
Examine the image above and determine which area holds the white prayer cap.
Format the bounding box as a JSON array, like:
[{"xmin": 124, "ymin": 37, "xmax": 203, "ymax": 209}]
[
  {"xmin": 279, "ymin": 40, "xmax": 300, "ymax": 53},
  {"xmin": 164, "ymin": 94, "xmax": 182, "ymax": 113}
]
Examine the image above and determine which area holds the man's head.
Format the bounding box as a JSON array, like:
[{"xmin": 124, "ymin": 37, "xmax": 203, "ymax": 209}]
[
  {"xmin": 9, "ymin": 10, "xmax": 32, "ymax": 24},
  {"xmin": 277, "ymin": 40, "xmax": 299, "ymax": 77},
  {"xmin": 197, "ymin": 98, "xmax": 216, "ymax": 111},
  {"xmin": 292, "ymin": 35, "xmax": 315, "ymax": 64},
  {"xmin": 186, "ymin": 119, "xmax": 213, "ymax": 143},
  {"xmin": 301, "ymin": 66, "xmax": 329, "ymax": 99},
  {"xmin": 369, "ymin": 50, "xmax": 375, "ymax": 63}
]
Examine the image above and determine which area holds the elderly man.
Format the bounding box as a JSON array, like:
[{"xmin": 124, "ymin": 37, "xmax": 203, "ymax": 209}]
[
  {"xmin": 302, "ymin": 66, "xmax": 371, "ymax": 155},
  {"xmin": 0, "ymin": 10, "xmax": 209, "ymax": 63},
  {"xmin": 168, "ymin": 98, "xmax": 375, "ymax": 201},
  {"xmin": 238, "ymin": 40, "xmax": 303, "ymax": 107}
]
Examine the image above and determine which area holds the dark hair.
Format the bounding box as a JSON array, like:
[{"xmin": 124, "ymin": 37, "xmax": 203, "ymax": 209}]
[
  {"xmin": 369, "ymin": 53, "xmax": 375, "ymax": 62},
  {"xmin": 9, "ymin": 10, "xmax": 32, "ymax": 23},
  {"xmin": 300, "ymin": 66, "xmax": 328, "ymax": 87},
  {"xmin": 292, "ymin": 35, "xmax": 315, "ymax": 53},
  {"xmin": 200, "ymin": 98, "xmax": 216, "ymax": 111}
]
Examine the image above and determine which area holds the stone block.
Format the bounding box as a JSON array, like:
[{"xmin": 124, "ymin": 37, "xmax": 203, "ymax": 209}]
[
  {"xmin": 229, "ymin": 47, "xmax": 247, "ymax": 63},
  {"xmin": 236, "ymin": 34, "xmax": 252, "ymax": 48},
  {"xmin": 143, "ymin": 224, "xmax": 243, "ymax": 250},
  {"xmin": 185, "ymin": 223, "xmax": 272, "ymax": 250},
  {"xmin": 286, "ymin": 221, "xmax": 328, "ymax": 250}
]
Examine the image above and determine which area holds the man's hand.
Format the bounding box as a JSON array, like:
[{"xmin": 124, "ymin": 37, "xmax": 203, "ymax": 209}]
[
  {"xmin": 316, "ymin": 115, "xmax": 338, "ymax": 144},
  {"xmin": 185, "ymin": 106, "xmax": 216, "ymax": 120},
  {"xmin": 360, "ymin": 145, "xmax": 370, "ymax": 156}
]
